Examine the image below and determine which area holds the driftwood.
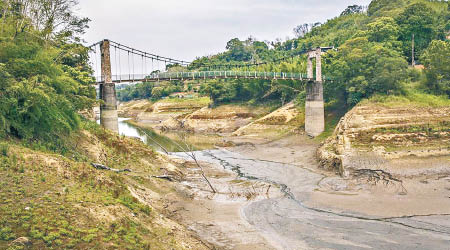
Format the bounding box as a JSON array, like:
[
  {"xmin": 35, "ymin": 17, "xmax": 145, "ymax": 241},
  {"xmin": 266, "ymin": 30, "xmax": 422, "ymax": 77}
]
[
  {"xmin": 151, "ymin": 175, "xmax": 173, "ymax": 181},
  {"xmin": 91, "ymin": 163, "xmax": 132, "ymax": 173},
  {"xmin": 140, "ymin": 130, "xmax": 216, "ymax": 193},
  {"xmin": 352, "ymin": 169, "xmax": 407, "ymax": 194}
]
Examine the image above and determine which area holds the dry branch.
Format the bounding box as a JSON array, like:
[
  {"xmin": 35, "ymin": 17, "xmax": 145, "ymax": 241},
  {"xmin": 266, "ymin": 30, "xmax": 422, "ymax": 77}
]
[
  {"xmin": 352, "ymin": 169, "xmax": 407, "ymax": 194},
  {"xmin": 91, "ymin": 163, "xmax": 132, "ymax": 173},
  {"xmin": 151, "ymin": 175, "xmax": 173, "ymax": 181},
  {"xmin": 141, "ymin": 130, "xmax": 216, "ymax": 193}
]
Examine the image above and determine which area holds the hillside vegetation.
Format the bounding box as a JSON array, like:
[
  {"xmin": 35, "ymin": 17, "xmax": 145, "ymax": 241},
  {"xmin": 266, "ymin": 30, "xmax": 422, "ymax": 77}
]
[
  {"xmin": 119, "ymin": 0, "xmax": 449, "ymax": 120},
  {"xmin": 0, "ymin": 1, "xmax": 208, "ymax": 248},
  {"xmin": 0, "ymin": 122, "xmax": 207, "ymax": 249}
]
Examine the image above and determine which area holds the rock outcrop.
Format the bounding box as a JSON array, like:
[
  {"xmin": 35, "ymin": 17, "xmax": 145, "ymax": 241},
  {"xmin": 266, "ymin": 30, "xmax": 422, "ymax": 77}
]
[
  {"xmin": 318, "ymin": 104, "xmax": 450, "ymax": 177},
  {"xmin": 158, "ymin": 105, "xmax": 269, "ymax": 133},
  {"xmin": 233, "ymin": 102, "xmax": 304, "ymax": 137}
]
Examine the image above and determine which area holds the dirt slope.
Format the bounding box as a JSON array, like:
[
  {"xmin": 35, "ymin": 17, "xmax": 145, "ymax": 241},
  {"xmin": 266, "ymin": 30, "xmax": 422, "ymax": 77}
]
[
  {"xmin": 0, "ymin": 124, "xmax": 208, "ymax": 249},
  {"xmin": 233, "ymin": 102, "xmax": 304, "ymax": 138},
  {"xmin": 318, "ymin": 102, "xmax": 450, "ymax": 177},
  {"xmin": 158, "ymin": 105, "xmax": 271, "ymax": 133}
]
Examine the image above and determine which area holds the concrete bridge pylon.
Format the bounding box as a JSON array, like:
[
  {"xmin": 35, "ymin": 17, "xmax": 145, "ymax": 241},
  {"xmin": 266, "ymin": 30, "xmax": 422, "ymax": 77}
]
[
  {"xmin": 99, "ymin": 39, "xmax": 119, "ymax": 132},
  {"xmin": 305, "ymin": 47, "xmax": 325, "ymax": 137}
]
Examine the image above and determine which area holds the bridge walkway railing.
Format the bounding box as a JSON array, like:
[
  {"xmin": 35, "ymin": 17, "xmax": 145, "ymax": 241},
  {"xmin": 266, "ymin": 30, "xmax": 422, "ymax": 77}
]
[{"xmin": 95, "ymin": 71, "xmax": 318, "ymax": 83}]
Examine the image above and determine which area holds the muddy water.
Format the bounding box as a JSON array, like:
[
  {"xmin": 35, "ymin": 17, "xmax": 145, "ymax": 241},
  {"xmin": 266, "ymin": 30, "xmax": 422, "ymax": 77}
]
[
  {"xmin": 172, "ymin": 147, "xmax": 450, "ymax": 250},
  {"xmin": 117, "ymin": 118, "xmax": 217, "ymax": 152}
]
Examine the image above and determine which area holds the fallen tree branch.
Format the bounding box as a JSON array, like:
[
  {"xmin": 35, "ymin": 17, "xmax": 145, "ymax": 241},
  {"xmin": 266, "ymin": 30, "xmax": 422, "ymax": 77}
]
[
  {"xmin": 171, "ymin": 136, "xmax": 217, "ymax": 194},
  {"xmin": 91, "ymin": 163, "xmax": 132, "ymax": 173},
  {"xmin": 151, "ymin": 175, "xmax": 174, "ymax": 181},
  {"xmin": 352, "ymin": 169, "xmax": 407, "ymax": 194},
  {"xmin": 137, "ymin": 128, "xmax": 216, "ymax": 193}
]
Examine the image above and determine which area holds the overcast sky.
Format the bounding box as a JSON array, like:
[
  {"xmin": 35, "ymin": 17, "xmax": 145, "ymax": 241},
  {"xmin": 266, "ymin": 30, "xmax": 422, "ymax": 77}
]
[{"xmin": 78, "ymin": 0, "xmax": 371, "ymax": 73}]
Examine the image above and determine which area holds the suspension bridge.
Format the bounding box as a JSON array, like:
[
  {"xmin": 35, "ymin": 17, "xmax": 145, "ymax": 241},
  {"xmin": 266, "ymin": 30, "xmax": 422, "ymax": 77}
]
[{"xmin": 88, "ymin": 39, "xmax": 331, "ymax": 137}]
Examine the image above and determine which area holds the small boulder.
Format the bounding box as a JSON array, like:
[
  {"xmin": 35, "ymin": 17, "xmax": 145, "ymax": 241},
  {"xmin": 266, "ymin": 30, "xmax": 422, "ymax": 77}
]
[{"xmin": 10, "ymin": 237, "xmax": 32, "ymax": 247}]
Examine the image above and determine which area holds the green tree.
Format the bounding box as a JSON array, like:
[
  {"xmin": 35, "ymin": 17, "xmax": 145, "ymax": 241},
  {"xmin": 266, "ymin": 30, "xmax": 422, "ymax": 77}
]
[
  {"xmin": 0, "ymin": 0, "xmax": 95, "ymax": 142},
  {"xmin": 225, "ymin": 38, "xmax": 252, "ymax": 61},
  {"xmin": 421, "ymin": 40, "xmax": 450, "ymax": 96},
  {"xmin": 367, "ymin": 17, "xmax": 399, "ymax": 43},
  {"xmin": 151, "ymin": 87, "xmax": 163, "ymax": 99},
  {"xmin": 199, "ymin": 80, "xmax": 237, "ymax": 106},
  {"xmin": 396, "ymin": 3, "xmax": 437, "ymax": 63},
  {"xmin": 340, "ymin": 5, "xmax": 364, "ymax": 16},
  {"xmin": 324, "ymin": 37, "xmax": 408, "ymax": 106}
]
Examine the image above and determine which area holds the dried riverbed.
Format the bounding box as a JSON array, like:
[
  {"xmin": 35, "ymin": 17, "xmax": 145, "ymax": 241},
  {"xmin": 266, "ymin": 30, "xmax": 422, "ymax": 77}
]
[
  {"xmin": 117, "ymin": 118, "xmax": 450, "ymax": 249},
  {"xmin": 168, "ymin": 135, "xmax": 450, "ymax": 250}
]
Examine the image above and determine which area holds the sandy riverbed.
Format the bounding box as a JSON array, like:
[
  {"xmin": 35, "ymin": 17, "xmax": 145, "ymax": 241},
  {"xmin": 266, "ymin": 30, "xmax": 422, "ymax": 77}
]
[
  {"xmin": 165, "ymin": 134, "xmax": 450, "ymax": 250},
  {"xmin": 114, "ymin": 100, "xmax": 450, "ymax": 249}
]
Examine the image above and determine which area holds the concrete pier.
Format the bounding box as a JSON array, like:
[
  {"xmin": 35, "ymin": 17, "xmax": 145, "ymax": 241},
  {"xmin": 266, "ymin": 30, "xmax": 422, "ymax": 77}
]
[
  {"xmin": 305, "ymin": 48, "xmax": 325, "ymax": 137},
  {"xmin": 100, "ymin": 40, "xmax": 119, "ymax": 132},
  {"xmin": 305, "ymin": 81, "xmax": 325, "ymax": 137}
]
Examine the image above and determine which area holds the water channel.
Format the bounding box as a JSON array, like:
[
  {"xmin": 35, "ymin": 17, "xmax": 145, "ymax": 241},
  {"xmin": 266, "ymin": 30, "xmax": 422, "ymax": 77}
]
[{"xmin": 116, "ymin": 118, "xmax": 209, "ymax": 152}]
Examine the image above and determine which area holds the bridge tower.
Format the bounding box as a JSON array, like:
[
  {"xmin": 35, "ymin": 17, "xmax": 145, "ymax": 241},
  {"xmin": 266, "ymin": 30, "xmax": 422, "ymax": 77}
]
[
  {"xmin": 305, "ymin": 48, "xmax": 325, "ymax": 137},
  {"xmin": 99, "ymin": 39, "xmax": 119, "ymax": 132}
]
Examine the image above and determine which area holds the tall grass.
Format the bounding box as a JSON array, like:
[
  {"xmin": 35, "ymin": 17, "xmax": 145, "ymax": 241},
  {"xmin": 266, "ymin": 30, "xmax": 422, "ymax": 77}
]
[
  {"xmin": 363, "ymin": 90, "xmax": 450, "ymax": 108},
  {"xmin": 0, "ymin": 142, "xmax": 9, "ymax": 157}
]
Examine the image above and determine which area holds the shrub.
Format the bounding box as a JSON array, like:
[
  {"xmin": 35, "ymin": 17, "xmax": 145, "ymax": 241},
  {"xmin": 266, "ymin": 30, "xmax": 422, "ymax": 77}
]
[{"xmin": 0, "ymin": 143, "xmax": 8, "ymax": 157}]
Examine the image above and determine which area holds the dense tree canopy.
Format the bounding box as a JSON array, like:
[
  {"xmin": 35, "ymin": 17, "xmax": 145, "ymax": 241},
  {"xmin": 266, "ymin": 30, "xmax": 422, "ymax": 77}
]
[
  {"xmin": 0, "ymin": 0, "xmax": 95, "ymax": 141},
  {"xmin": 324, "ymin": 37, "xmax": 408, "ymax": 105},
  {"xmin": 421, "ymin": 40, "xmax": 450, "ymax": 96},
  {"xmin": 184, "ymin": 0, "xmax": 450, "ymax": 107}
]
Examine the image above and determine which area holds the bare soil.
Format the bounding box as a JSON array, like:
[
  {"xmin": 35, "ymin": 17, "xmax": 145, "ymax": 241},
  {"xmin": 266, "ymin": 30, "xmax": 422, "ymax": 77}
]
[{"xmin": 166, "ymin": 134, "xmax": 450, "ymax": 249}]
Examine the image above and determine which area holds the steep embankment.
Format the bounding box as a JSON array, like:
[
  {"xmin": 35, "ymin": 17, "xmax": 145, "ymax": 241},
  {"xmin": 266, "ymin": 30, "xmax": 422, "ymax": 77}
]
[
  {"xmin": 157, "ymin": 102, "xmax": 307, "ymax": 138},
  {"xmin": 0, "ymin": 123, "xmax": 208, "ymax": 249},
  {"xmin": 118, "ymin": 98, "xmax": 210, "ymax": 128},
  {"xmin": 233, "ymin": 102, "xmax": 304, "ymax": 138},
  {"xmin": 159, "ymin": 104, "xmax": 271, "ymax": 133},
  {"xmin": 318, "ymin": 95, "xmax": 450, "ymax": 177}
]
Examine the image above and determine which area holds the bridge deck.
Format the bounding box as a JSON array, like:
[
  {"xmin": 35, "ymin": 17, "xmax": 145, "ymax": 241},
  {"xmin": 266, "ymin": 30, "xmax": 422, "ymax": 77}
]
[{"xmin": 95, "ymin": 71, "xmax": 318, "ymax": 84}]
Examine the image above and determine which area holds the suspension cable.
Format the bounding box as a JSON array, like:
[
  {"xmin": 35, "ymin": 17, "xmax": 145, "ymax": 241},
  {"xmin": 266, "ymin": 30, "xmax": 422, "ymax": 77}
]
[
  {"xmin": 118, "ymin": 47, "xmax": 122, "ymax": 82},
  {"xmin": 114, "ymin": 45, "xmax": 118, "ymax": 82},
  {"xmin": 132, "ymin": 50, "xmax": 135, "ymax": 81},
  {"xmin": 94, "ymin": 46, "xmax": 99, "ymax": 82},
  {"xmin": 109, "ymin": 40, "xmax": 190, "ymax": 66},
  {"xmin": 157, "ymin": 58, "xmax": 160, "ymax": 72},
  {"xmin": 127, "ymin": 51, "xmax": 131, "ymax": 81},
  {"xmin": 144, "ymin": 54, "xmax": 147, "ymax": 77}
]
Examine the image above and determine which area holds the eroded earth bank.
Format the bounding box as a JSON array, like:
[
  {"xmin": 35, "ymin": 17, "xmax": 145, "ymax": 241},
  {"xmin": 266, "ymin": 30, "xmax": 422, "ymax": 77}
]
[{"xmin": 113, "ymin": 98, "xmax": 450, "ymax": 250}]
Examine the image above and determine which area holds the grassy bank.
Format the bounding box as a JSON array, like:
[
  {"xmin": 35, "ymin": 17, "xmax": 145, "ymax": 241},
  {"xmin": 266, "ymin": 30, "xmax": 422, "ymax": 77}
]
[
  {"xmin": 0, "ymin": 121, "xmax": 205, "ymax": 249},
  {"xmin": 361, "ymin": 90, "xmax": 450, "ymax": 108}
]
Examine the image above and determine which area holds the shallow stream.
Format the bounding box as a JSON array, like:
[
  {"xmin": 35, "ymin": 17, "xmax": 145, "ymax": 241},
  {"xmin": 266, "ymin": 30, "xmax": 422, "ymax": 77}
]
[{"xmin": 117, "ymin": 118, "xmax": 210, "ymax": 152}]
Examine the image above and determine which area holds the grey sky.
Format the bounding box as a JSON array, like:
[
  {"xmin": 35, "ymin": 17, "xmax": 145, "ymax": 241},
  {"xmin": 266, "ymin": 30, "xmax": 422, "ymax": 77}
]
[{"xmin": 78, "ymin": 0, "xmax": 371, "ymax": 63}]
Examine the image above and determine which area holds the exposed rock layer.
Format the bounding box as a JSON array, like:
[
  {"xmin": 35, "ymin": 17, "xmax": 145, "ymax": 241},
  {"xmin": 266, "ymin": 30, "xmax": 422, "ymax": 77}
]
[{"xmin": 318, "ymin": 104, "xmax": 450, "ymax": 177}]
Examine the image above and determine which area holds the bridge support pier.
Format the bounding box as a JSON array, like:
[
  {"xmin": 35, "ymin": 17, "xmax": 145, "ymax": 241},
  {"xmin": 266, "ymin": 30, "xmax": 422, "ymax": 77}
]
[
  {"xmin": 305, "ymin": 48, "xmax": 325, "ymax": 137},
  {"xmin": 100, "ymin": 39, "xmax": 119, "ymax": 133}
]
